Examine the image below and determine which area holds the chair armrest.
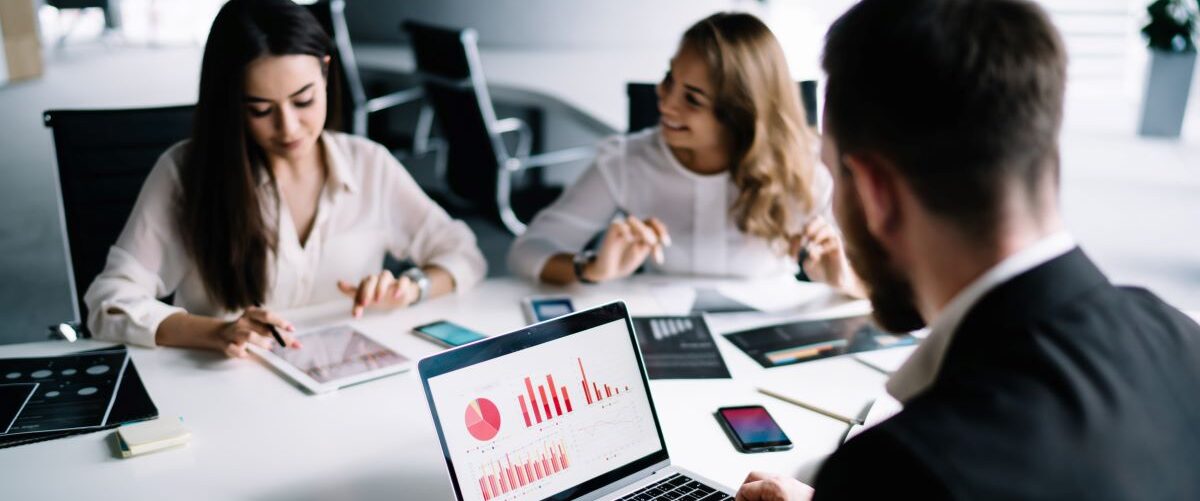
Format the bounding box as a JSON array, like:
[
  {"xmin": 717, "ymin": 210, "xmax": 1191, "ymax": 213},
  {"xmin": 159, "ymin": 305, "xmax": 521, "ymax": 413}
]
[
  {"xmin": 495, "ymin": 118, "xmax": 594, "ymax": 171},
  {"xmin": 495, "ymin": 117, "xmax": 534, "ymax": 169},
  {"xmin": 520, "ymin": 146, "xmax": 595, "ymax": 169},
  {"xmin": 365, "ymin": 87, "xmax": 424, "ymax": 114},
  {"xmin": 493, "ymin": 116, "xmax": 527, "ymax": 135}
]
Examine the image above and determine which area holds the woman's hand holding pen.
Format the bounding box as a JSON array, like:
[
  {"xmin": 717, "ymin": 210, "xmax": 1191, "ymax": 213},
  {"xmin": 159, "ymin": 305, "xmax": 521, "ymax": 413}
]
[
  {"xmin": 789, "ymin": 216, "xmax": 864, "ymax": 298},
  {"xmin": 583, "ymin": 216, "xmax": 672, "ymax": 283},
  {"xmin": 217, "ymin": 306, "xmax": 300, "ymax": 358}
]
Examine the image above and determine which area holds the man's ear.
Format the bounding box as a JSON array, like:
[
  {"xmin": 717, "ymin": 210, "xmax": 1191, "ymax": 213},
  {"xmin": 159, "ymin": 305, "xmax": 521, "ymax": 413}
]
[{"xmin": 844, "ymin": 153, "xmax": 900, "ymax": 239}]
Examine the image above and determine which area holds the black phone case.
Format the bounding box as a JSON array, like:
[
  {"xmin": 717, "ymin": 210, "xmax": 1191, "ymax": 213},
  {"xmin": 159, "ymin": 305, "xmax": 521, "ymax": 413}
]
[{"xmin": 714, "ymin": 409, "xmax": 794, "ymax": 453}]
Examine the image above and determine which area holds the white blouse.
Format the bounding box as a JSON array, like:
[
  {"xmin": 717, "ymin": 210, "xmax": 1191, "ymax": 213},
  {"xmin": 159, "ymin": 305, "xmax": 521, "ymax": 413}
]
[
  {"xmin": 507, "ymin": 127, "xmax": 833, "ymax": 281},
  {"xmin": 85, "ymin": 131, "xmax": 487, "ymax": 347}
]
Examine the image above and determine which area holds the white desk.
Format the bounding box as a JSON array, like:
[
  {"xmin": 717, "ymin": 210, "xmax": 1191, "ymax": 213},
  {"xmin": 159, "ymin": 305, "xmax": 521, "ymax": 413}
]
[{"xmin": 0, "ymin": 277, "xmax": 899, "ymax": 500}]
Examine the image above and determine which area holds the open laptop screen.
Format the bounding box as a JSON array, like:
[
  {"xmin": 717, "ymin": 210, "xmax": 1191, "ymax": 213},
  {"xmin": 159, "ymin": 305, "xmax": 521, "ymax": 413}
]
[{"xmin": 421, "ymin": 302, "xmax": 668, "ymax": 501}]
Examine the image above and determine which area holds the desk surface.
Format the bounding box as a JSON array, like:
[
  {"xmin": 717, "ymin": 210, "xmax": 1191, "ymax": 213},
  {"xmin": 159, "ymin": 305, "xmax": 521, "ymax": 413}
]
[{"xmin": 0, "ymin": 276, "xmax": 897, "ymax": 501}]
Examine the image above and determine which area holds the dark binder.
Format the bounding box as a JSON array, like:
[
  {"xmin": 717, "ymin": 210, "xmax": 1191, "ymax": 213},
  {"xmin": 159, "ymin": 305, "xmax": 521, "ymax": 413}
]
[{"xmin": 0, "ymin": 345, "xmax": 158, "ymax": 449}]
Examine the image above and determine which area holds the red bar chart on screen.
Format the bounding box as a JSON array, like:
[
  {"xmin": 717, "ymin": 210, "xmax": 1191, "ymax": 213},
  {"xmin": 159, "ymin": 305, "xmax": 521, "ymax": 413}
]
[
  {"xmin": 577, "ymin": 357, "xmax": 629, "ymax": 405},
  {"xmin": 476, "ymin": 440, "xmax": 571, "ymax": 500},
  {"xmin": 514, "ymin": 358, "xmax": 632, "ymax": 429}
]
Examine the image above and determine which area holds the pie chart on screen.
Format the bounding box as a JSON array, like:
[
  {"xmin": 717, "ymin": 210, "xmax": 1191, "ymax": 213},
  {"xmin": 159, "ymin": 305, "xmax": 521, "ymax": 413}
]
[{"xmin": 465, "ymin": 398, "xmax": 501, "ymax": 441}]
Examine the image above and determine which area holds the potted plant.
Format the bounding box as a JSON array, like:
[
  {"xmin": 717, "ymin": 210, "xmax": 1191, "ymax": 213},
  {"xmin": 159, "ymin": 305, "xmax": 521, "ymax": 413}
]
[{"xmin": 1139, "ymin": 0, "xmax": 1199, "ymax": 137}]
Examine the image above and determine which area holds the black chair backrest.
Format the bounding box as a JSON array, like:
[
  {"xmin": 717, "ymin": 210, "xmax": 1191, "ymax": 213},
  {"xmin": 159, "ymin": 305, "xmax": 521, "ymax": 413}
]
[
  {"xmin": 626, "ymin": 80, "xmax": 820, "ymax": 132},
  {"xmin": 402, "ymin": 20, "xmax": 507, "ymax": 209},
  {"xmin": 303, "ymin": 0, "xmax": 364, "ymax": 135},
  {"xmin": 44, "ymin": 105, "xmax": 195, "ymax": 325}
]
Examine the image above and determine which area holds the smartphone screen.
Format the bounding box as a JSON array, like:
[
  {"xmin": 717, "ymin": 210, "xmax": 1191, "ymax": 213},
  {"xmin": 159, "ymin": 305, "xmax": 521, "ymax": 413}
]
[
  {"xmin": 413, "ymin": 321, "xmax": 487, "ymax": 347},
  {"xmin": 529, "ymin": 297, "xmax": 575, "ymax": 323},
  {"xmin": 717, "ymin": 406, "xmax": 793, "ymax": 452}
]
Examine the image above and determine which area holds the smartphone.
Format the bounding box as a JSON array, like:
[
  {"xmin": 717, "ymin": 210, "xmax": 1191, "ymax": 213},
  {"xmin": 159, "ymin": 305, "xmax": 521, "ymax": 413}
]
[
  {"xmin": 412, "ymin": 320, "xmax": 487, "ymax": 348},
  {"xmin": 521, "ymin": 296, "xmax": 576, "ymax": 324},
  {"xmin": 715, "ymin": 405, "xmax": 794, "ymax": 453}
]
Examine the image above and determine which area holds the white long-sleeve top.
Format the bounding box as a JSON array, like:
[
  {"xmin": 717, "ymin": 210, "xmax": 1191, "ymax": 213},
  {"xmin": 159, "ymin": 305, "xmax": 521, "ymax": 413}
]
[
  {"xmin": 507, "ymin": 127, "xmax": 833, "ymax": 281},
  {"xmin": 85, "ymin": 131, "xmax": 486, "ymax": 347}
]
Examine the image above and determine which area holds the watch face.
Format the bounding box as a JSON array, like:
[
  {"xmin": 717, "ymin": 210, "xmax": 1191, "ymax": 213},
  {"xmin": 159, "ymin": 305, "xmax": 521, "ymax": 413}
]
[
  {"xmin": 573, "ymin": 251, "xmax": 598, "ymax": 284},
  {"xmin": 403, "ymin": 268, "xmax": 431, "ymax": 301}
]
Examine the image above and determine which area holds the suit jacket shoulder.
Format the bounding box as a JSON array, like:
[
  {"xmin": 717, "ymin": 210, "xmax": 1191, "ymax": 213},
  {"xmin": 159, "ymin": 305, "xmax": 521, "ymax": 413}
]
[{"xmin": 813, "ymin": 250, "xmax": 1200, "ymax": 500}]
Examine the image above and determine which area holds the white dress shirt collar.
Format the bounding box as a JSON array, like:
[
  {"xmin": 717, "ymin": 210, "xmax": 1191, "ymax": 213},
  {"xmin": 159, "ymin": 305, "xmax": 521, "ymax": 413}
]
[
  {"xmin": 886, "ymin": 232, "xmax": 1077, "ymax": 402},
  {"xmin": 254, "ymin": 131, "xmax": 359, "ymax": 194}
]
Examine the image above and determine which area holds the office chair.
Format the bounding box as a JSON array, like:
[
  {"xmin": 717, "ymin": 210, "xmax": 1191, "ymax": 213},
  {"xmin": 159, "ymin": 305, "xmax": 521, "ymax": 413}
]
[
  {"xmin": 402, "ymin": 20, "xmax": 595, "ymax": 236},
  {"xmin": 626, "ymin": 80, "xmax": 819, "ymax": 132},
  {"xmin": 45, "ymin": 0, "xmax": 120, "ymax": 48},
  {"xmin": 305, "ymin": 0, "xmax": 437, "ymax": 160},
  {"xmin": 43, "ymin": 105, "xmax": 195, "ymax": 329}
]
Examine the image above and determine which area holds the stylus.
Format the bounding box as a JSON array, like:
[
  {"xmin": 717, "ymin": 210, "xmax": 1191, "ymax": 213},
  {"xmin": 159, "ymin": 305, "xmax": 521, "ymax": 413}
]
[
  {"xmin": 253, "ymin": 302, "xmax": 289, "ymax": 348},
  {"xmin": 267, "ymin": 324, "xmax": 287, "ymax": 349}
]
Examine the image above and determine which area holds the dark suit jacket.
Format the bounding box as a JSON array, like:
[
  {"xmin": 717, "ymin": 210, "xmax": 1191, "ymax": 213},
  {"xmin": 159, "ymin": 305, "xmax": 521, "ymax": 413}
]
[{"xmin": 813, "ymin": 249, "xmax": 1200, "ymax": 500}]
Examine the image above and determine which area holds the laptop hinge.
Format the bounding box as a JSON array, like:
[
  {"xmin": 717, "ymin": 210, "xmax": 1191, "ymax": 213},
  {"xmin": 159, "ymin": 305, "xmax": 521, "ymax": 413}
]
[{"xmin": 574, "ymin": 459, "xmax": 674, "ymax": 501}]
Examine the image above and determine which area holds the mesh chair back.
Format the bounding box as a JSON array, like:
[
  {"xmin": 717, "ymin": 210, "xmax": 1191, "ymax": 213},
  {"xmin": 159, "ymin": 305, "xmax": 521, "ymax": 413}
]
[
  {"xmin": 402, "ymin": 20, "xmax": 507, "ymax": 209},
  {"xmin": 303, "ymin": 0, "xmax": 359, "ymax": 134},
  {"xmin": 43, "ymin": 105, "xmax": 194, "ymax": 324}
]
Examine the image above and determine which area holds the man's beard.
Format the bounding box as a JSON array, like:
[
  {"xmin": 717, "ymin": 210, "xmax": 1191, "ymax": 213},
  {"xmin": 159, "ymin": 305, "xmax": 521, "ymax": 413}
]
[{"xmin": 839, "ymin": 191, "xmax": 927, "ymax": 333}]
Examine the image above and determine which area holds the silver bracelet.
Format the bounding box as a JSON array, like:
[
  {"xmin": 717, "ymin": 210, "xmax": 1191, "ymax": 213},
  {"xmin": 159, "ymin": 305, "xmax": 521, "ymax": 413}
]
[{"xmin": 402, "ymin": 267, "xmax": 431, "ymax": 304}]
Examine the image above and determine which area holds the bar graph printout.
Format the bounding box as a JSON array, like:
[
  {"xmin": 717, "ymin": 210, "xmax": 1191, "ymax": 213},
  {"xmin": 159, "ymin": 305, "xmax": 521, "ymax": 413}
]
[{"xmin": 428, "ymin": 319, "xmax": 660, "ymax": 501}]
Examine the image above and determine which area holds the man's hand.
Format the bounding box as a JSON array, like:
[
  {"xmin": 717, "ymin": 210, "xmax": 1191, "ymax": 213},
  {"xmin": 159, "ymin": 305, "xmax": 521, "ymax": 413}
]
[{"xmin": 735, "ymin": 471, "xmax": 814, "ymax": 501}]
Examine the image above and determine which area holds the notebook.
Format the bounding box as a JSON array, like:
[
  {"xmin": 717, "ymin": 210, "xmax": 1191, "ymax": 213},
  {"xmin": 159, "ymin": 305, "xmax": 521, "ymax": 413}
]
[{"xmin": 0, "ymin": 345, "xmax": 158, "ymax": 449}]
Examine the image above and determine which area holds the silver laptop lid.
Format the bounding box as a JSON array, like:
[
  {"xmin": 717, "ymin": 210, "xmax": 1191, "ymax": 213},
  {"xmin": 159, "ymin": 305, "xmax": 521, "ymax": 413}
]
[{"xmin": 418, "ymin": 302, "xmax": 670, "ymax": 501}]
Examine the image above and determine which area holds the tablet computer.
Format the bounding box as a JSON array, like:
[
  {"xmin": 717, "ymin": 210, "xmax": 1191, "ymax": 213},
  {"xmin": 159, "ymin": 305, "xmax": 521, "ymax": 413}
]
[
  {"xmin": 521, "ymin": 295, "xmax": 576, "ymax": 324},
  {"xmin": 249, "ymin": 324, "xmax": 411, "ymax": 394}
]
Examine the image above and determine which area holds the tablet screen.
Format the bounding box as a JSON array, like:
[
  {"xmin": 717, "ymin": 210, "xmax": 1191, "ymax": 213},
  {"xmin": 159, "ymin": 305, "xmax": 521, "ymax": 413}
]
[{"xmin": 268, "ymin": 325, "xmax": 408, "ymax": 384}]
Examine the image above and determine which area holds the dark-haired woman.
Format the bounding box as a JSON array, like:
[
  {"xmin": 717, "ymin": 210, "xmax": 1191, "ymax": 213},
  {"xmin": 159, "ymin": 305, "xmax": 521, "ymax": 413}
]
[{"xmin": 85, "ymin": 0, "xmax": 485, "ymax": 357}]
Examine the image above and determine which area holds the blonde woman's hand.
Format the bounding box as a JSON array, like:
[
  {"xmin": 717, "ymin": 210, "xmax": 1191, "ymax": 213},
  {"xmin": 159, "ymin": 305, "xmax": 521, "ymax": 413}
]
[
  {"xmin": 790, "ymin": 216, "xmax": 863, "ymax": 297},
  {"xmin": 338, "ymin": 270, "xmax": 420, "ymax": 318},
  {"xmin": 583, "ymin": 216, "xmax": 671, "ymax": 283},
  {"xmin": 215, "ymin": 306, "xmax": 299, "ymax": 358}
]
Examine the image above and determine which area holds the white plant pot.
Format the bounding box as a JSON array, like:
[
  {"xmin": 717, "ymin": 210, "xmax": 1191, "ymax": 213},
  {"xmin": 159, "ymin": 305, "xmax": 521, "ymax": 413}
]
[{"xmin": 1139, "ymin": 49, "xmax": 1197, "ymax": 138}]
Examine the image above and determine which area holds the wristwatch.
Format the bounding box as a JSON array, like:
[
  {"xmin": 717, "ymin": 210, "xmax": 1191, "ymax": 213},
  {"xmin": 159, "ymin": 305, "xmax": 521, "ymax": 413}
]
[
  {"xmin": 402, "ymin": 267, "xmax": 432, "ymax": 304},
  {"xmin": 573, "ymin": 250, "xmax": 598, "ymax": 284}
]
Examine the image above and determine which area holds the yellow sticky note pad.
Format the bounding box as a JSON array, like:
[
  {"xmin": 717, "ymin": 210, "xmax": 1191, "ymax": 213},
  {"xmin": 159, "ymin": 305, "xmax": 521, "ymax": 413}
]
[{"xmin": 117, "ymin": 417, "xmax": 190, "ymax": 458}]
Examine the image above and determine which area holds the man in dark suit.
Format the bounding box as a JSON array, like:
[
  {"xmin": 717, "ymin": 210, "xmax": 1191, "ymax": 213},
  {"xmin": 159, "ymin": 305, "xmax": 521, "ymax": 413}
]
[{"xmin": 736, "ymin": 0, "xmax": 1200, "ymax": 499}]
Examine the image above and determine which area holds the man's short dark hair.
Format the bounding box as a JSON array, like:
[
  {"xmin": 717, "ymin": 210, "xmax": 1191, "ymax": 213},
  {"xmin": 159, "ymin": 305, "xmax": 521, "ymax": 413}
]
[{"xmin": 822, "ymin": 0, "xmax": 1067, "ymax": 239}]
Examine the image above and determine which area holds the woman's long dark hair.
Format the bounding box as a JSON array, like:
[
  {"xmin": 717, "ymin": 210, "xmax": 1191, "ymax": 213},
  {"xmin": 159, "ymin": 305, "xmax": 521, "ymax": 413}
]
[{"xmin": 179, "ymin": 0, "xmax": 339, "ymax": 310}]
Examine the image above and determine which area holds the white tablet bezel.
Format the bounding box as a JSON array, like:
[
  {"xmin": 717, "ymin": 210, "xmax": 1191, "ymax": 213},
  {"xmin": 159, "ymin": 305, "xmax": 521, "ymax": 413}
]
[{"xmin": 248, "ymin": 325, "xmax": 412, "ymax": 394}]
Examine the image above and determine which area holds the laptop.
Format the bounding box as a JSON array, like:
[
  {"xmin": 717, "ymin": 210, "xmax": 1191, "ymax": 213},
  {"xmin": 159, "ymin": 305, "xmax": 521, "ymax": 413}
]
[{"xmin": 419, "ymin": 301, "xmax": 735, "ymax": 501}]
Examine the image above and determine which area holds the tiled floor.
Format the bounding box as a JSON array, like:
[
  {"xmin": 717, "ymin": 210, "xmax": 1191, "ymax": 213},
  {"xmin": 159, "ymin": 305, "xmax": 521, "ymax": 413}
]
[{"xmin": 1, "ymin": 39, "xmax": 1197, "ymax": 345}]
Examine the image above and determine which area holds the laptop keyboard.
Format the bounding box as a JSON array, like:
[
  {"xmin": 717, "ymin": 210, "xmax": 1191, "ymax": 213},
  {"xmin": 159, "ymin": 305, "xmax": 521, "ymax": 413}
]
[{"xmin": 615, "ymin": 473, "xmax": 733, "ymax": 501}]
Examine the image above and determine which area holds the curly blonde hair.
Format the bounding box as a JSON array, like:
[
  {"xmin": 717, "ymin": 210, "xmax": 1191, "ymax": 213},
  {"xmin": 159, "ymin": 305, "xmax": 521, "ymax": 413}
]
[{"xmin": 681, "ymin": 12, "xmax": 817, "ymax": 248}]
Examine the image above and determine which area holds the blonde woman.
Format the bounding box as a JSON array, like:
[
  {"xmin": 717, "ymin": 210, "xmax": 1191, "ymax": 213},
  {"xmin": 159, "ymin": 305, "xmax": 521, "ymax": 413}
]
[{"xmin": 508, "ymin": 12, "xmax": 858, "ymax": 294}]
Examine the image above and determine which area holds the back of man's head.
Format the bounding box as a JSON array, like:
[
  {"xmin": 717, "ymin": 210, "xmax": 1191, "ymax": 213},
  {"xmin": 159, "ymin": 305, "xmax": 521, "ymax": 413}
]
[{"xmin": 822, "ymin": 0, "xmax": 1067, "ymax": 241}]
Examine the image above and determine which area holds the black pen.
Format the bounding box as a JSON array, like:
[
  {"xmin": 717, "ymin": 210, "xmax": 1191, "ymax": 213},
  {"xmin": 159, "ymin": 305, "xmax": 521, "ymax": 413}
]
[
  {"xmin": 254, "ymin": 303, "xmax": 288, "ymax": 348},
  {"xmin": 267, "ymin": 324, "xmax": 287, "ymax": 349}
]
